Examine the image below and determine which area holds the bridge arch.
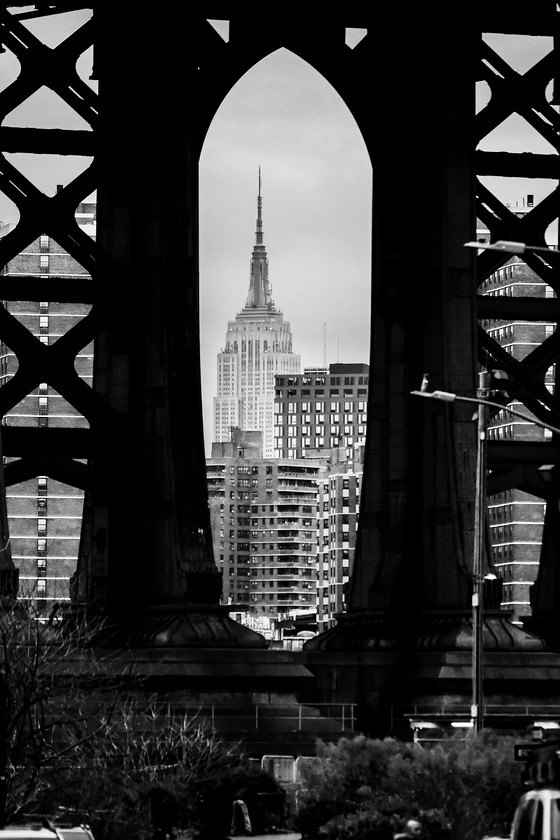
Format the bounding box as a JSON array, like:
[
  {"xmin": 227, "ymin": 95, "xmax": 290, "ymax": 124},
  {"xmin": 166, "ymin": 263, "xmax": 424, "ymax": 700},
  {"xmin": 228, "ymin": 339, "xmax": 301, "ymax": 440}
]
[{"xmin": 199, "ymin": 45, "xmax": 372, "ymax": 454}]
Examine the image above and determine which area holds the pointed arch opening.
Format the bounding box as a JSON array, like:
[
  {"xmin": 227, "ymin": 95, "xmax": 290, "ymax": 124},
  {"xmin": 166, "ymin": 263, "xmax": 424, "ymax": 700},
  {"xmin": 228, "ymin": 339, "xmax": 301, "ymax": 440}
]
[{"xmin": 199, "ymin": 47, "xmax": 372, "ymax": 456}]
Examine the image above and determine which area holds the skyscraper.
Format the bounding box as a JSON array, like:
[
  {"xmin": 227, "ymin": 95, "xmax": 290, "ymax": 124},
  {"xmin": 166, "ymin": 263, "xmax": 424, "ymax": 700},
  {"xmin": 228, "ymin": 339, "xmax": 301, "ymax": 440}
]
[{"xmin": 213, "ymin": 172, "xmax": 300, "ymax": 458}]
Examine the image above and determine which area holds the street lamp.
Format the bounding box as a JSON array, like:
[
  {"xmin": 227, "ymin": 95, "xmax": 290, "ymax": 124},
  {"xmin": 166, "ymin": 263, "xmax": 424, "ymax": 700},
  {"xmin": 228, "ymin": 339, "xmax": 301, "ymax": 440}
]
[
  {"xmin": 464, "ymin": 239, "xmax": 560, "ymax": 255},
  {"xmin": 411, "ymin": 375, "xmax": 560, "ymax": 733}
]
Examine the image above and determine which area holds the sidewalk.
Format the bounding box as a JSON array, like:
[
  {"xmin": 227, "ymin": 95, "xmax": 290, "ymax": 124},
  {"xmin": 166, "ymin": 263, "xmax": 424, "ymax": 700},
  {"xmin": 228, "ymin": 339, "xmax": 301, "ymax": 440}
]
[{"xmin": 226, "ymin": 835, "xmax": 302, "ymax": 840}]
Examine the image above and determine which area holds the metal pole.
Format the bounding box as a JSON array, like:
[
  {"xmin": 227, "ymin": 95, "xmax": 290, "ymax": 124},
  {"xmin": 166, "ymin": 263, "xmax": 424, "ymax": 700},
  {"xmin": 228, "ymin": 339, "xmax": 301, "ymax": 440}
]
[
  {"xmin": 0, "ymin": 670, "xmax": 7, "ymax": 824},
  {"xmin": 472, "ymin": 370, "xmax": 489, "ymax": 734}
]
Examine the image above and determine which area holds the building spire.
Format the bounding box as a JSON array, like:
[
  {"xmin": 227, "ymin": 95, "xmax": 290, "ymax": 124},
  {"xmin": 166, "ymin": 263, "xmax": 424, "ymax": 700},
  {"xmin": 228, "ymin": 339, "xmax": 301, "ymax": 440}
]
[
  {"xmin": 245, "ymin": 168, "xmax": 274, "ymax": 310},
  {"xmin": 256, "ymin": 166, "xmax": 263, "ymax": 246}
]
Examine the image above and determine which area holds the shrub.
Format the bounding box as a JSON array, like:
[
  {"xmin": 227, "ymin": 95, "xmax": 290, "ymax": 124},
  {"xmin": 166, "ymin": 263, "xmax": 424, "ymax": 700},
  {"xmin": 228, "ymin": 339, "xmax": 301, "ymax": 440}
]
[{"xmin": 295, "ymin": 731, "xmax": 524, "ymax": 840}]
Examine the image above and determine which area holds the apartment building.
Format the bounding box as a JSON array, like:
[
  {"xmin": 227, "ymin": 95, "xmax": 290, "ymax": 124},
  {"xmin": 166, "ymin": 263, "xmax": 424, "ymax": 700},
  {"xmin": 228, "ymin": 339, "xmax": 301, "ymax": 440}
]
[
  {"xmin": 207, "ymin": 430, "xmax": 323, "ymax": 618},
  {"xmin": 207, "ymin": 429, "xmax": 364, "ymax": 630},
  {"xmin": 479, "ymin": 198, "xmax": 555, "ymax": 623},
  {"xmin": 0, "ymin": 197, "xmax": 95, "ymax": 612},
  {"xmin": 273, "ymin": 362, "xmax": 368, "ymax": 459},
  {"xmin": 316, "ymin": 446, "xmax": 363, "ymax": 630}
]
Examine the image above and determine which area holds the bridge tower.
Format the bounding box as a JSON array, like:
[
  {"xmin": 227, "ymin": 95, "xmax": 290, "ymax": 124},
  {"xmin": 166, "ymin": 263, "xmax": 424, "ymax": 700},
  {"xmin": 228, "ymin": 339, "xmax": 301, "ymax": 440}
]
[{"xmin": 0, "ymin": 4, "xmax": 558, "ymax": 738}]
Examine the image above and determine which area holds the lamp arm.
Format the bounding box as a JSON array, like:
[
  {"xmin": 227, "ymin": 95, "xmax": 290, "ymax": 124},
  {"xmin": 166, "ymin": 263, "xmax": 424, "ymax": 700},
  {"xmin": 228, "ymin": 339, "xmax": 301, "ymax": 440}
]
[{"xmin": 411, "ymin": 390, "xmax": 560, "ymax": 437}]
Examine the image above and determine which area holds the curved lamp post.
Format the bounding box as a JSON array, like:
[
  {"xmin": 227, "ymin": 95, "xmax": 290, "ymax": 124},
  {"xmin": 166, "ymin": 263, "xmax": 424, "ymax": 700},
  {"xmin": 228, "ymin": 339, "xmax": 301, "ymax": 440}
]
[
  {"xmin": 411, "ymin": 375, "xmax": 560, "ymax": 733},
  {"xmin": 464, "ymin": 239, "xmax": 560, "ymax": 255}
]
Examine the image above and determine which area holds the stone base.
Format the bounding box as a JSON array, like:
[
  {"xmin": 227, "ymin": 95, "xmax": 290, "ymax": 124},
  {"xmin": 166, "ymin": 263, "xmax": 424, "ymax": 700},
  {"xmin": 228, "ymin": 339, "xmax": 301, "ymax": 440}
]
[
  {"xmin": 300, "ymin": 609, "xmax": 560, "ymax": 738},
  {"xmin": 62, "ymin": 602, "xmax": 270, "ymax": 648},
  {"xmin": 57, "ymin": 603, "xmax": 349, "ymax": 756}
]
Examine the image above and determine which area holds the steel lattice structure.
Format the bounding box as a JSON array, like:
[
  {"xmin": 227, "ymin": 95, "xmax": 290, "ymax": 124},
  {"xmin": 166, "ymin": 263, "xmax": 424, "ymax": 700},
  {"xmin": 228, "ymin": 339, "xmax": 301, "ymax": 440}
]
[{"xmin": 0, "ymin": 5, "xmax": 557, "ymax": 726}]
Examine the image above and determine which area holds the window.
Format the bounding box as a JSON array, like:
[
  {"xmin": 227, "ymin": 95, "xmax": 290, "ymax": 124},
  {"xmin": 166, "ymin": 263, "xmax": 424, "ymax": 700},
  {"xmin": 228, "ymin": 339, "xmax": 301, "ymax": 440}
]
[
  {"xmin": 38, "ymin": 477, "xmax": 48, "ymax": 496},
  {"xmin": 37, "ymin": 538, "xmax": 47, "ymax": 554},
  {"xmin": 37, "ymin": 518, "xmax": 47, "ymax": 534},
  {"xmin": 39, "ymin": 316, "xmax": 49, "ymax": 335},
  {"xmin": 39, "ymin": 235, "xmax": 49, "ymax": 253},
  {"xmin": 39, "ymin": 254, "xmax": 49, "ymax": 272}
]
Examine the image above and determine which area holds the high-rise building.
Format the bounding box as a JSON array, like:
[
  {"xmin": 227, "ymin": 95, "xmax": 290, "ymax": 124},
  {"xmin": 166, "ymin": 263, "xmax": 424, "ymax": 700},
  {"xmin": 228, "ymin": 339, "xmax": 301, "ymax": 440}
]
[
  {"xmin": 207, "ymin": 427, "xmax": 365, "ymax": 632},
  {"xmin": 213, "ymin": 173, "xmax": 300, "ymax": 458},
  {"xmin": 207, "ymin": 429, "xmax": 323, "ymax": 618},
  {"xmin": 316, "ymin": 446, "xmax": 364, "ymax": 630},
  {"xmin": 0, "ymin": 197, "xmax": 95, "ymax": 613},
  {"xmin": 273, "ymin": 363, "xmax": 369, "ymax": 459}
]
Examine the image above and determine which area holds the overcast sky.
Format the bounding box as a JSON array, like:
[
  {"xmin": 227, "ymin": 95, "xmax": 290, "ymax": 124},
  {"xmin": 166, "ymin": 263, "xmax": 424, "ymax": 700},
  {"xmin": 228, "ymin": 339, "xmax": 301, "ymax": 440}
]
[
  {"xmin": 0, "ymin": 13, "xmax": 556, "ymax": 455},
  {"xmin": 199, "ymin": 47, "xmax": 372, "ymax": 453}
]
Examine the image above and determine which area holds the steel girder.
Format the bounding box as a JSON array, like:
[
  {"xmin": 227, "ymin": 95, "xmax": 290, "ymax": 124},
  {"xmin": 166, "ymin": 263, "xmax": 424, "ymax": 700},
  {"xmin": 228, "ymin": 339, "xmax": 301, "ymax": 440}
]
[
  {"xmin": 0, "ymin": 6, "xmax": 556, "ymax": 624},
  {"xmin": 475, "ymin": 28, "xmax": 560, "ymax": 496},
  {"xmin": 0, "ymin": 5, "xmax": 107, "ymax": 489}
]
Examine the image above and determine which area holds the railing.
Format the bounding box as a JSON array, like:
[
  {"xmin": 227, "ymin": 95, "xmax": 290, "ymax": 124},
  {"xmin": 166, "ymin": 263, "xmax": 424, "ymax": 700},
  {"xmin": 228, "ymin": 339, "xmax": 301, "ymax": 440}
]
[
  {"xmin": 392, "ymin": 703, "xmax": 560, "ymax": 725},
  {"xmin": 163, "ymin": 701, "xmax": 357, "ymax": 733}
]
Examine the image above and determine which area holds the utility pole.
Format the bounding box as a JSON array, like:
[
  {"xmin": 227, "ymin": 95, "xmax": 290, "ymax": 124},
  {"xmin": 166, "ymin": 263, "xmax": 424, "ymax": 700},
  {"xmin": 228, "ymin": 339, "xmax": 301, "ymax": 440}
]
[
  {"xmin": 472, "ymin": 369, "xmax": 490, "ymax": 733},
  {"xmin": 0, "ymin": 669, "xmax": 7, "ymax": 824}
]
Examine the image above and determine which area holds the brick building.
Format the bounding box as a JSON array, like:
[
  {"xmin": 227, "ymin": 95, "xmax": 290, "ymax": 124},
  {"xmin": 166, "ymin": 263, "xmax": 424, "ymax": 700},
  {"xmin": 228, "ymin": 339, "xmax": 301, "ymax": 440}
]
[
  {"xmin": 479, "ymin": 198, "xmax": 555, "ymax": 624},
  {"xmin": 0, "ymin": 196, "xmax": 95, "ymax": 612}
]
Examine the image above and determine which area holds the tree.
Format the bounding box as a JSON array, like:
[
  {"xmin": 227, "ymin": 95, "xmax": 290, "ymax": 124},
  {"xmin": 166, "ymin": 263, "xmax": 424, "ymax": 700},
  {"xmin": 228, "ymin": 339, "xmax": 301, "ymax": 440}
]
[
  {"xmin": 0, "ymin": 601, "xmax": 122, "ymax": 822},
  {"xmin": 35, "ymin": 699, "xmax": 252, "ymax": 840},
  {"xmin": 0, "ymin": 601, "xmax": 281, "ymax": 840}
]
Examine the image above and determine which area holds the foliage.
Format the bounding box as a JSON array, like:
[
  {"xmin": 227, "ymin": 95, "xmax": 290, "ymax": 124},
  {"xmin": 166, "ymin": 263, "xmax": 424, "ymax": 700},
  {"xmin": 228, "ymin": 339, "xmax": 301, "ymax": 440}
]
[
  {"xmin": 295, "ymin": 731, "xmax": 524, "ymax": 840},
  {"xmin": 0, "ymin": 601, "xmax": 273, "ymax": 840},
  {"xmin": 34, "ymin": 702, "xmax": 252, "ymax": 840},
  {"xmin": 318, "ymin": 808, "xmax": 397, "ymax": 840},
  {"xmin": 0, "ymin": 601, "xmax": 528, "ymax": 840},
  {"xmin": 0, "ymin": 602, "xmax": 120, "ymax": 821}
]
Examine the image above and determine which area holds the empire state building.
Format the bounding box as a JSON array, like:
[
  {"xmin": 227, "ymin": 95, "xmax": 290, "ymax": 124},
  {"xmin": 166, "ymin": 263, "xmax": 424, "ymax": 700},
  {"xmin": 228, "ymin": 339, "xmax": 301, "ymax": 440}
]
[{"xmin": 213, "ymin": 173, "xmax": 301, "ymax": 458}]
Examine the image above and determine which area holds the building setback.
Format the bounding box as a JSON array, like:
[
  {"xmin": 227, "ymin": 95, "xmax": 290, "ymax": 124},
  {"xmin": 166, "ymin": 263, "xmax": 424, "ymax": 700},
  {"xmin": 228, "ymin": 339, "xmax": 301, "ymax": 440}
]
[
  {"xmin": 213, "ymin": 173, "xmax": 300, "ymax": 458},
  {"xmin": 0, "ymin": 197, "xmax": 95, "ymax": 613}
]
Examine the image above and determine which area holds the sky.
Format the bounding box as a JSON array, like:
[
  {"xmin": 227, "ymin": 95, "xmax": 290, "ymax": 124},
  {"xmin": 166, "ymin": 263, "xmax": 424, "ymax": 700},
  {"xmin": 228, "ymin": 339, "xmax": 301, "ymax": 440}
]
[
  {"xmin": 0, "ymin": 12, "xmax": 556, "ymax": 455},
  {"xmin": 199, "ymin": 46, "xmax": 372, "ymax": 453}
]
